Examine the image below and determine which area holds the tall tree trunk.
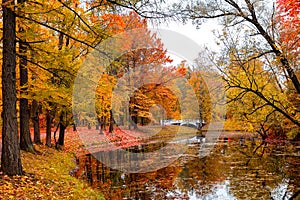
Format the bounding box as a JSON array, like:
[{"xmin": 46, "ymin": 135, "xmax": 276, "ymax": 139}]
[
  {"xmin": 98, "ymin": 117, "xmax": 103, "ymax": 134},
  {"xmin": 58, "ymin": 123, "xmax": 66, "ymax": 146},
  {"xmin": 55, "ymin": 33, "xmax": 67, "ymax": 148},
  {"xmin": 103, "ymin": 116, "xmax": 107, "ymax": 131},
  {"xmin": 1, "ymin": 0, "xmax": 23, "ymax": 175},
  {"xmin": 198, "ymin": 103, "xmax": 203, "ymax": 130},
  {"xmin": 96, "ymin": 117, "xmax": 99, "ymax": 130},
  {"xmin": 250, "ymin": 19, "xmax": 300, "ymax": 94},
  {"xmin": 57, "ymin": 112, "xmax": 66, "ymax": 147},
  {"xmin": 19, "ymin": 96, "xmax": 34, "ymax": 152},
  {"xmin": 46, "ymin": 110, "xmax": 52, "ymax": 147},
  {"xmin": 19, "ymin": 0, "xmax": 35, "ymax": 152},
  {"xmin": 109, "ymin": 110, "xmax": 114, "ymax": 133},
  {"xmin": 129, "ymin": 97, "xmax": 138, "ymax": 130},
  {"xmin": 141, "ymin": 117, "xmax": 144, "ymax": 126},
  {"xmin": 32, "ymin": 100, "xmax": 41, "ymax": 144}
]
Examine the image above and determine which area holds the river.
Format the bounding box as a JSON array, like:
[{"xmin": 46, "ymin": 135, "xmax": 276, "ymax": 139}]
[{"xmin": 73, "ymin": 133, "xmax": 300, "ymax": 200}]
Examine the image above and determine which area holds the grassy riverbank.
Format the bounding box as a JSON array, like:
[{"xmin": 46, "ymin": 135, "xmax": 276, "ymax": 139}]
[{"xmin": 0, "ymin": 132, "xmax": 104, "ymax": 200}]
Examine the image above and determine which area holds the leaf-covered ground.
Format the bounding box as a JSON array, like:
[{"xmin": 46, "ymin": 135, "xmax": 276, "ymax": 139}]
[{"xmin": 0, "ymin": 131, "xmax": 104, "ymax": 200}]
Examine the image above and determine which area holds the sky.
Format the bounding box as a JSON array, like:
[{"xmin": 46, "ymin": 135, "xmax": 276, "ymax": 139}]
[
  {"xmin": 159, "ymin": 21, "xmax": 221, "ymax": 49},
  {"xmin": 150, "ymin": 20, "xmax": 222, "ymax": 66}
]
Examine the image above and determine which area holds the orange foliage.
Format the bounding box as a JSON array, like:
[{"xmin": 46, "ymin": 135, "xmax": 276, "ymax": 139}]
[
  {"xmin": 277, "ymin": 0, "xmax": 300, "ymax": 51},
  {"xmin": 94, "ymin": 12, "xmax": 176, "ymax": 127},
  {"xmin": 101, "ymin": 11, "xmax": 147, "ymax": 34}
]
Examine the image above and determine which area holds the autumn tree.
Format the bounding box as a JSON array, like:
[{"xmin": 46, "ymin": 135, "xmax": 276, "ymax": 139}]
[
  {"xmin": 31, "ymin": 99, "xmax": 41, "ymax": 144},
  {"xmin": 277, "ymin": 0, "xmax": 300, "ymax": 54},
  {"xmin": 15, "ymin": 1, "xmax": 77, "ymax": 147},
  {"xmin": 1, "ymin": 0, "xmax": 23, "ymax": 175},
  {"xmin": 0, "ymin": 0, "xmax": 159, "ymax": 175},
  {"xmin": 277, "ymin": 0, "xmax": 300, "ymax": 139},
  {"xmin": 94, "ymin": 0, "xmax": 300, "ymax": 136},
  {"xmin": 127, "ymin": 69, "xmax": 184, "ymax": 126},
  {"xmin": 215, "ymin": 26, "xmax": 300, "ymax": 137},
  {"xmin": 155, "ymin": 0, "xmax": 300, "ymax": 138},
  {"xmin": 224, "ymin": 58, "xmax": 288, "ymax": 137},
  {"xmin": 16, "ymin": 0, "xmax": 114, "ymax": 147},
  {"xmin": 91, "ymin": 12, "xmax": 174, "ymax": 132},
  {"xmin": 167, "ymin": 0, "xmax": 300, "ymax": 92},
  {"xmin": 187, "ymin": 66, "xmax": 212, "ymax": 126},
  {"xmin": 18, "ymin": 0, "xmax": 35, "ymax": 152}
]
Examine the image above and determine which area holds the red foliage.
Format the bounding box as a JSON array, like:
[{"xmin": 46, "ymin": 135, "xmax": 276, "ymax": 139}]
[{"xmin": 277, "ymin": 0, "xmax": 300, "ymax": 51}]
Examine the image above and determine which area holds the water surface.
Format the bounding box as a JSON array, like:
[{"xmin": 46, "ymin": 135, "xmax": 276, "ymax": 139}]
[{"xmin": 74, "ymin": 135, "xmax": 300, "ymax": 200}]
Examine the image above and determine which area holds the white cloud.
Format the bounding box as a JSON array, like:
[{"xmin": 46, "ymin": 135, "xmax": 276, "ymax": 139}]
[{"xmin": 150, "ymin": 20, "xmax": 221, "ymax": 66}]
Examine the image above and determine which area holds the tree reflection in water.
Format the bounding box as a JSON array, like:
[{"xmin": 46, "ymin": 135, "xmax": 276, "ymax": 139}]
[{"xmin": 74, "ymin": 137, "xmax": 300, "ymax": 200}]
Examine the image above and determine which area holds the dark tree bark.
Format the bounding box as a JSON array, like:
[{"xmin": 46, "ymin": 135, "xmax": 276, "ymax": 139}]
[
  {"xmin": 46, "ymin": 110, "xmax": 52, "ymax": 147},
  {"xmin": 73, "ymin": 124, "xmax": 77, "ymax": 131},
  {"xmin": 57, "ymin": 112, "xmax": 66, "ymax": 147},
  {"xmin": 32, "ymin": 100, "xmax": 41, "ymax": 144},
  {"xmin": 103, "ymin": 116, "xmax": 107, "ymax": 131},
  {"xmin": 19, "ymin": 89, "xmax": 35, "ymax": 151},
  {"xmin": 109, "ymin": 110, "xmax": 115, "ymax": 133},
  {"xmin": 1, "ymin": 0, "xmax": 23, "ymax": 175},
  {"xmin": 96, "ymin": 117, "xmax": 99, "ymax": 130},
  {"xmin": 288, "ymin": 190, "xmax": 300, "ymax": 200},
  {"xmin": 58, "ymin": 32, "xmax": 63, "ymax": 50},
  {"xmin": 198, "ymin": 104, "xmax": 203, "ymax": 130},
  {"xmin": 129, "ymin": 97, "xmax": 138, "ymax": 130},
  {"xmin": 19, "ymin": 0, "xmax": 35, "ymax": 152},
  {"xmin": 58, "ymin": 122, "xmax": 66, "ymax": 146},
  {"xmin": 55, "ymin": 33, "xmax": 67, "ymax": 148},
  {"xmin": 97, "ymin": 117, "xmax": 103, "ymax": 134}
]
